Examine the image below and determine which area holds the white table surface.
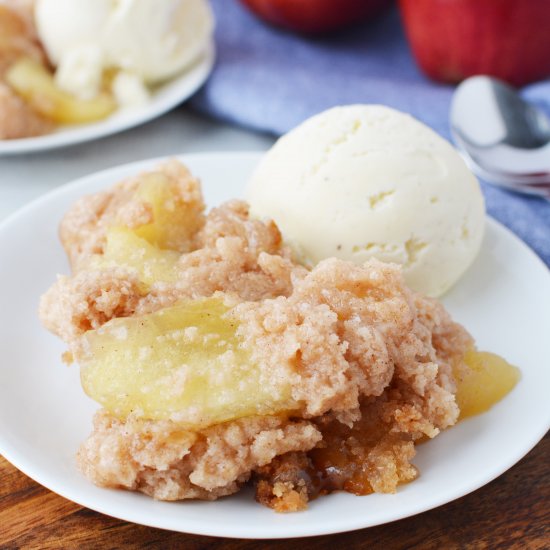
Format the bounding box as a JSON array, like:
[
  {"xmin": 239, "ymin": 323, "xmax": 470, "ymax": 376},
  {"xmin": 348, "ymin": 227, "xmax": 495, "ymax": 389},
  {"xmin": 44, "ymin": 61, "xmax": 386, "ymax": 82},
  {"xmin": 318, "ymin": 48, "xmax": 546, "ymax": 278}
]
[{"xmin": 0, "ymin": 107, "xmax": 275, "ymax": 222}]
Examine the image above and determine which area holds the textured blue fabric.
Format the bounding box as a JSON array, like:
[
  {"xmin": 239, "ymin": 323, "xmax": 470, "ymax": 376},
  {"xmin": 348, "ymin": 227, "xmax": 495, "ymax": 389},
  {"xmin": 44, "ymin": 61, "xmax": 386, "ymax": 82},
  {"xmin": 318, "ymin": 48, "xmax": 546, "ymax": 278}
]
[{"xmin": 191, "ymin": 1, "xmax": 550, "ymax": 266}]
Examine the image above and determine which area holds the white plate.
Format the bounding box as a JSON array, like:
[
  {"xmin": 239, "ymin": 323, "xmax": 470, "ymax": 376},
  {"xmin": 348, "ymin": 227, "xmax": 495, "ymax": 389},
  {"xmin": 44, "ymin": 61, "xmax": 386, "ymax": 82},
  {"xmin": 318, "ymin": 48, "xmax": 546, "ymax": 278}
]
[
  {"xmin": 0, "ymin": 43, "xmax": 214, "ymax": 156},
  {"xmin": 0, "ymin": 152, "xmax": 549, "ymax": 539}
]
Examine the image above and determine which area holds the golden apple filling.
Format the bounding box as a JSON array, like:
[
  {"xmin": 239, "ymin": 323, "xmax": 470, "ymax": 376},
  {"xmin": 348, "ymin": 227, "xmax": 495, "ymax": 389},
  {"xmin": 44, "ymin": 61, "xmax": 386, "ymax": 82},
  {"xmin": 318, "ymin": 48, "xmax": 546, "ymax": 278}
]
[
  {"xmin": 78, "ymin": 297, "xmax": 297, "ymax": 427},
  {"xmin": 40, "ymin": 160, "xmax": 519, "ymax": 511}
]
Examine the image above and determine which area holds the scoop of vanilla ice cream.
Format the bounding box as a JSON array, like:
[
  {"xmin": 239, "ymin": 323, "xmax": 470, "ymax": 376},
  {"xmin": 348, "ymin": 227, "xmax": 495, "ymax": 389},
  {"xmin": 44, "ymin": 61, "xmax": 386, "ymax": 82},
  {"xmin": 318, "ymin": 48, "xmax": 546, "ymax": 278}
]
[
  {"xmin": 35, "ymin": 0, "xmax": 213, "ymax": 97},
  {"xmin": 54, "ymin": 43, "xmax": 104, "ymax": 100},
  {"xmin": 246, "ymin": 105, "xmax": 485, "ymax": 297},
  {"xmin": 111, "ymin": 71, "xmax": 150, "ymax": 109},
  {"xmin": 34, "ymin": 0, "xmax": 111, "ymax": 66},
  {"xmin": 103, "ymin": 0, "xmax": 214, "ymax": 83}
]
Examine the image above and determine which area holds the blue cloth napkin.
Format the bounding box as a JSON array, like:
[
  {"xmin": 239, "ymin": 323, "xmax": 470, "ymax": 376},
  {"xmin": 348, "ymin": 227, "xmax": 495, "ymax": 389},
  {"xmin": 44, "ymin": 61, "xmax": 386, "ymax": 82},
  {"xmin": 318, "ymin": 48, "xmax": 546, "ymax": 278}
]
[{"xmin": 191, "ymin": 1, "xmax": 550, "ymax": 266}]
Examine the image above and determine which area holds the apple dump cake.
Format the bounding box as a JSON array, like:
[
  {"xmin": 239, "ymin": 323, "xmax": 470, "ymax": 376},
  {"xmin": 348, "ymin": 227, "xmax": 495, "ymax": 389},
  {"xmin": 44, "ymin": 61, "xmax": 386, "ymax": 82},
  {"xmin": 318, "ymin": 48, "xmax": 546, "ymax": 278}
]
[
  {"xmin": 39, "ymin": 160, "xmax": 519, "ymax": 512},
  {"xmin": 0, "ymin": 0, "xmax": 213, "ymax": 139}
]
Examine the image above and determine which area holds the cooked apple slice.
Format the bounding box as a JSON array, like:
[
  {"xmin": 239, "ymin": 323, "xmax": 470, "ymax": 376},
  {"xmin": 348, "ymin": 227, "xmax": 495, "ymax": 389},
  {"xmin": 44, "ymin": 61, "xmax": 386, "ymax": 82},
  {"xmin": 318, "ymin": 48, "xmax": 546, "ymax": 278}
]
[
  {"xmin": 455, "ymin": 350, "xmax": 520, "ymax": 419},
  {"xmin": 5, "ymin": 57, "xmax": 116, "ymax": 124},
  {"xmin": 131, "ymin": 172, "xmax": 203, "ymax": 251},
  {"xmin": 90, "ymin": 227, "xmax": 179, "ymax": 287},
  {"xmin": 77, "ymin": 298, "xmax": 297, "ymax": 428},
  {"xmin": 89, "ymin": 170, "xmax": 204, "ymax": 285}
]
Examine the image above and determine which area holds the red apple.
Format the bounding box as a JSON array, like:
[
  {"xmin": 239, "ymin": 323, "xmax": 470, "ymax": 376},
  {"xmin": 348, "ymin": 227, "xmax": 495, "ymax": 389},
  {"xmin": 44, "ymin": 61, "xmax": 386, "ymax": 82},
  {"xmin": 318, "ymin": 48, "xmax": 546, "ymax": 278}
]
[
  {"xmin": 400, "ymin": 0, "xmax": 550, "ymax": 86},
  {"xmin": 239, "ymin": 0, "xmax": 394, "ymax": 34}
]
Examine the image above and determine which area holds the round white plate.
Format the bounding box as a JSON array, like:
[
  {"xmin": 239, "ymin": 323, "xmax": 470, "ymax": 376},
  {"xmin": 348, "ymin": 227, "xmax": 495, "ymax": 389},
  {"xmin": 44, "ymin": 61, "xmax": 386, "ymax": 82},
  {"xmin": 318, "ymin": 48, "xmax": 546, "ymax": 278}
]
[
  {"xmin": 0, "ymin": 152, "xmax": 549, "ymax": 539},
  {"xmin": 0, "ymin": 43, "xmax": 214, "ymax": 156}
]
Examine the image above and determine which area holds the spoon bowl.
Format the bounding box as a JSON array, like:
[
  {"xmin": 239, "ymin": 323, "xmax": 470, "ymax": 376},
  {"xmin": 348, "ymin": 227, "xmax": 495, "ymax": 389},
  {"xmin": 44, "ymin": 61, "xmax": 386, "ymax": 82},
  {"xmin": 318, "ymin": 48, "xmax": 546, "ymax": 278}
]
[{"xmin": 450, "ymin": 76, "xmax": 550, "ymax": 194}]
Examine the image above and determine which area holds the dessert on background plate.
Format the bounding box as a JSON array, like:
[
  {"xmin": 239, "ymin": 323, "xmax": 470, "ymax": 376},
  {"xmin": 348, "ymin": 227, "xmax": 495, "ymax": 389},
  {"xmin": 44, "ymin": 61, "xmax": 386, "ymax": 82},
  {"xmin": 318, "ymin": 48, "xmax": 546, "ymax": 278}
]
[
  {"xmin": 39, "ymin": 106, "xmax": 519, "ymax": 511},
  {"xmin": 0, "ymin": 0, "xmax": 213, "ymax": 140}
]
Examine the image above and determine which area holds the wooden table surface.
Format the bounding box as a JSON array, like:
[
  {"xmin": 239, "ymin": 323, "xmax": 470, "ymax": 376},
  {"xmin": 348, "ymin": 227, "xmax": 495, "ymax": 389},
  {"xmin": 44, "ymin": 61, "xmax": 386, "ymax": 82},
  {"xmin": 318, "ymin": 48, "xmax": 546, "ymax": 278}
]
[{"xmin": 1, "ymin": 433, "xmax": 548, "ymax": 549}]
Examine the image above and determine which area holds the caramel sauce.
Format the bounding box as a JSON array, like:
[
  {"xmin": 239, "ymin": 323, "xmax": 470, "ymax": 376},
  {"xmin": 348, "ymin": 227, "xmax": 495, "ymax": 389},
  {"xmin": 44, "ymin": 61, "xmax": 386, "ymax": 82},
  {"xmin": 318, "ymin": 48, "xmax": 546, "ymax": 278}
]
[
  {"xmin": 306, "ymin": 350, "xmax": 520, "ymax": 498},
  {"xmin": 308, "ymin": 400, "xmax": 416, "ymax": 497},
  {"xmin": 309, "ymin": 417, "xmax": 379, "ymax": 496}
]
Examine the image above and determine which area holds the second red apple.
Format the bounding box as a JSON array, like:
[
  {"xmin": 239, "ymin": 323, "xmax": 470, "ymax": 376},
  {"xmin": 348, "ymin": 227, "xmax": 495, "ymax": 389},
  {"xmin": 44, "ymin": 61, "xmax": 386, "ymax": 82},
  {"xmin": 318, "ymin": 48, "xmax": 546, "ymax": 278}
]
[{"xmin": 400, "ymin": 0, "xmax": 550, "ymax": 86}]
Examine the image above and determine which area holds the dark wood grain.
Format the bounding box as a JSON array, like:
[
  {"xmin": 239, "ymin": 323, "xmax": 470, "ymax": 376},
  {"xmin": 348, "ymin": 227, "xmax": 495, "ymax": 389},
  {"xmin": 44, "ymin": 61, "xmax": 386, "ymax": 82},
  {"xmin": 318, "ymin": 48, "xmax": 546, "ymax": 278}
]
[{"xmin": 1, "ymin": 433, "xmax": 548, "ymax": 550}]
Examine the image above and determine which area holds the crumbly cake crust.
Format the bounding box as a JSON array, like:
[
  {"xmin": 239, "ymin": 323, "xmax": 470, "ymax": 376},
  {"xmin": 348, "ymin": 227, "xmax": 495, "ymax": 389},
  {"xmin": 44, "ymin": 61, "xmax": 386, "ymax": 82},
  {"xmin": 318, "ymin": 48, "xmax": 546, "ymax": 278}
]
[
  {"xmin": 0, "ymin": 2, "xmax": 52, "ymax": 139},
  {"xmin": 0, "ymin": 1, "xmax": 46, "ymax": 75},
  {"xmin": 78, "ymin": 411, "xmax": 321, "ymax": 501},
  {"xmin": 0, "ymin": 82, "xmax": 53, "ymax": 139}
]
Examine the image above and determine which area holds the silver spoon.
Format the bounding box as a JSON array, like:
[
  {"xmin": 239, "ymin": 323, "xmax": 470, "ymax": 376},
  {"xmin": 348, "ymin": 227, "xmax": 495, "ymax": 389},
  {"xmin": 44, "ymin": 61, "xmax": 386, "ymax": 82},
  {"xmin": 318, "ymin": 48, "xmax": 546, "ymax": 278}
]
[
  {"xmin": 450, "ymin": 76, "xmax": 550, "ymax": 196},
  {"xmin": 457, "ymin": 148, "xmax": 550, "ymax": 198}
]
